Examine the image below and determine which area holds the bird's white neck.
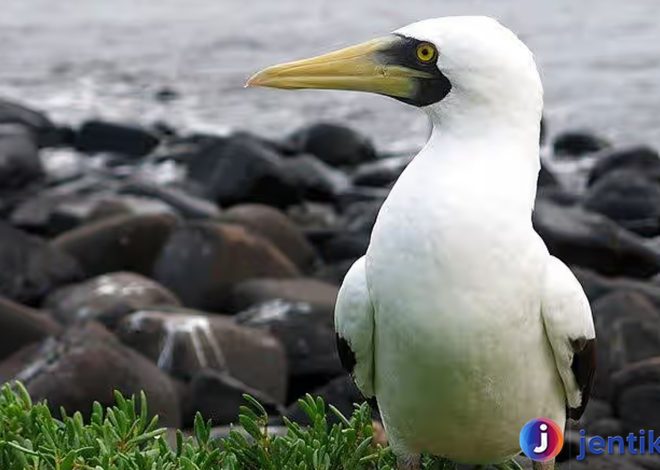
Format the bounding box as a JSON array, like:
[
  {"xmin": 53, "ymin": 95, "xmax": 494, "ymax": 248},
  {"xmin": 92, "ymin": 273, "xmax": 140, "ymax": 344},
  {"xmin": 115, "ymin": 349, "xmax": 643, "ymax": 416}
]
[{"xmin": 409, "ymin": 99, "xmax": 542, "ymax": 218}]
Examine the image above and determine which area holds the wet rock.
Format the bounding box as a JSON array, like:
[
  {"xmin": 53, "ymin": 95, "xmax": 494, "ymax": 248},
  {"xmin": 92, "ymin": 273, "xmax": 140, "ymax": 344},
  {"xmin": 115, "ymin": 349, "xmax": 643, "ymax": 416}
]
[
  {"xmin": 335, "ymin": 186, "xmax": 389, "ymax": 207},
  {"xmin": 533, "ymin": 199, "xmax": 660, "ymax": 278},
  {"xmin": 117, "ymin": 308, "xmax": 287, "ymax": 402},
  {"xmin": 573, "ymin": 267, "xmax": 660, "ymax": 310},
  {"xmin": 280, "ymin": 154, "xmax": 351, "ymax": 201},
  {"xmin": 0, "ymin": 222, "xmax": 82, "ymax": 305},
  {"xmin": 286, "ymin": 123, "xmax": 376, "ymax": 167},
  {"xmin": 154, "ymin": 87, "xmax": 180, "ymax": 102},
  {"xmin": 52, "ymin": 213, "xmax": 178, "ymax": 277},
  {"xmin": 220, "ymin": 204, "xmax": 318, "ymax": 272},
  {"xmin": 228, "ymin": 278, "xmax": 338, "ymax": 313},
  {"xmin": 0, "ymin": 322, "xmax": 181, "ymax": 426},
  {"xmin": 612, "ymin": 357, "xmax": 660, "ymax": 434},
  {"xmin": 75, "ymin": 120, "xmax": 160, "ymax": 157},
  {"xmin": 0, "ymin": 99, "xmax": 61, "ymax": 147},
  {"xmin": 351, "ymin": 155, "xmax": 411, "ymax": 187},
  {"xmin": 287, "ymin": 202, "xmax": 339, "ymax": 232},
  {"xmin": 583, "ymin": 170, "xmax": 660, "ymax": 237},
  {"xmin": 587, "ymin": 146, "xmax": 660, "ymax": 186},
  {"xmin": 316, "ymin": 231, "xmax": 370, "ymax": 263},
  {"xmin": 574, "ymin": 398, "xmax": 612, "ymax": 431},
  {"xmin": 587, "ymin": 418, "xmax": 622, "ymax": 437},
  {"xmin": 230, "ymin": 130, "xmax": 297, "ymax": 156},
  {"xmin": 152, "ymin": 221, "xmax": 299, "ymax": 311},
  {"xmin": 314, "ymin": 259, "xmax": 355, "ymax": 285},
  {"xmin": 342, "ymin": 199, "xmax": 384, "ymax": 233},
  {"xmin": 44, "ymin": 272, "xmax": 180, "ymax": 328},
  {"xmin": 12, "ymin": 192, "xmax": 104, "ymax": 236},
  {"xmin": 9, "ymin": 175, "xmax": 115, "ymax": 235},
  {"xmin": 536, "ymin": 186, "xmax": 579, "ymax": 206},
  {"xmin": 0, "ymin": 296, "xmax": 61, "ymax": 361},
  {"xmin": 285, "ymin": 375, "xmax": 375, "ymax": 425},
  {"xmin": 119, "ymin": 181, "xmax": 220, "ymax": 219},
  {"xmin": 0, "ymin": 124, "xmax": 44, "ymax": 190},
  {"xmin": 235, "ymin": 299, "xmax": 341, "ymax": 399},
  {"xmin": 552, "ymin": 130, "xmax": 610, "ymax": 157},
  {"xmin": 591, "ymin": 290, "xmax": 660, "ymax": 398},
  {"xmin": 184, "ymin": 369, "xmax": 283, "ymax": 426},
  {"xmin": 186, "ymin": 134, "xmax": 300, "ymax": 208},
  {"xmin": 537, "ymin": 163, "xmax": 560, "ymax": 188},
  {"xmin": 15, "ymin": 188, "xmax": 177, "ymax": 236}
]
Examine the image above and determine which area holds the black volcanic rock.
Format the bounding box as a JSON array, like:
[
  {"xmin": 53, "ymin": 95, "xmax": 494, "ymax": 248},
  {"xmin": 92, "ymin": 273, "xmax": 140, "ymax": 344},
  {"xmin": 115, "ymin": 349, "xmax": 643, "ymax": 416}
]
[
  {"xmin": 0, "ymin": 322, "xmax": 181, "ymax": 426},
  {"xmin": 0, "ymin": 222, "xmax": 82, "ymax": 305},
  {"xmin": 220, "ymin": 204, "xmax": 318, "ymax": 273},
  {"xmin": 186, "ymin": 134, "xmax": 301, "ymax": 208},
  {"xmin": 280, "ymin": 153, "xmax": 351, "ymax": 201},
  {"xmin": 533, "ymin": 199, "xmax": 660, "ymax": 278},
  {"xmin": 52, "ymin": 213, "xmax": 178, "ymax": 277},
  {"xmin": 117, "ymin": 308, "xmax": 287, "ymax": 402},
  {"xmin": 0, "ymin": 124, "xmax": 44, "ymax": 190},
  {"xmin": 235, "ymin": 299, "xmax": 341, "ymax": 399},
  {"xmin": 588, "ymin": 146, "xmax": 660, "ymax": 186},
  {"xmin": 537, "ymin": 163, "xmax": 560, "ymax": 188},
  {"xmin": 0, "ymin": 296, "xmax": 62, "ymax": 361},
  {"xmin": 583, "ymin": 170, "xmax": 660, "ymax": 237},
  {"xmin": 44, "ymin": 272, "xmax": 181, "ymax": 328},
  {"xmin": 184, "ymin": 369, "xmax": 283, "ymax": 426},
  {"xmin": 118, "ymin": 181, "xmax": 221, "ymax": 220},
  {"xmin": 228, "ymin": 278, "xmax": 337, "ymax": 313},
  {"xmin": 285, "ymin": 375, "xmax": 376, "ymax": 425},
  {"xmin": 0, "ymin": 99, "xmax": 61, "ymax": 147},
  {"xmin": 352, "ymin": 155, "xmax": 411, "ymax": 188},
  {"xmin": 612, "ymin": 357, "xmax": 660, "ymax": 435},
  {"xmin": 552, "ymin": 130, "xmax": 610, "ymax": 157},
  {"xmin": 286, "ymin": 123, "xmax": 376, "ymax": 167},
  {"xmin": 590, "ymin": 290, "xmax": 660, "ymax": 398},
  {"xmin": 75, "ymin": 120, "xmax": 160, "ymax": 157},
  {"xmin": 572, "ymin": 267, "xmax": 660, "ymax": 310},
  {"xmin": 11, "ymin": 182, "xmax": 177, "ymax": 237},
  {"xmin": 152, "ymin": 221, "xmax": 299, "ymax": 311}
]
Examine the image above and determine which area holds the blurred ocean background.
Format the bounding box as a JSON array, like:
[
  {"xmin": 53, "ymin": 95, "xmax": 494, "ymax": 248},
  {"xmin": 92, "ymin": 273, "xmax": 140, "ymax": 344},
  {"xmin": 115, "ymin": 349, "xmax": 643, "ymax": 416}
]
[{"xmin": 2, "ymin": 0, "xmax": 660, "ymax": 151}]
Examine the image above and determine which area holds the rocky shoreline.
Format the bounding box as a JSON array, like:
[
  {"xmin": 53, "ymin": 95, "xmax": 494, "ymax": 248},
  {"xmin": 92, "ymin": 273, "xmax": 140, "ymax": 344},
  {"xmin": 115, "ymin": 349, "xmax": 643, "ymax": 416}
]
[{"xmin": 1, "ymin": 98, "xmax": 660, "ymax": 468}]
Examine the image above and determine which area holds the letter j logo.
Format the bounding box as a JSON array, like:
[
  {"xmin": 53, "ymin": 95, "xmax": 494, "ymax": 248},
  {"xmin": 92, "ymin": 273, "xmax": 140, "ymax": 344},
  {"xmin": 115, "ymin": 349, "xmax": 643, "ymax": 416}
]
[{"xmin": 519, "ymin": 418, "xmax": 564, "ymax": 461}]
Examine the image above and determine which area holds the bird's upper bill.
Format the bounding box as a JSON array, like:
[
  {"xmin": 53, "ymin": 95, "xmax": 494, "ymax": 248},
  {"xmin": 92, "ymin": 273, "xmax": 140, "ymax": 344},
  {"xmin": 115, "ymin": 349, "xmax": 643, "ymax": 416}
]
[{"xmin": 246, "ymin": 34, "xmax": 451, "ymax": 107}]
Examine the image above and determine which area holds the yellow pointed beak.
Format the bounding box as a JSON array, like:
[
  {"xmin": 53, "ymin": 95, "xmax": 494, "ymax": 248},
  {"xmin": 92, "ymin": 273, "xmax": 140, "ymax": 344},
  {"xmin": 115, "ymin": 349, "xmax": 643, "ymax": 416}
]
[{"xmin": 246, "ymin": 36, "xmax": 432, "ymax": 100}]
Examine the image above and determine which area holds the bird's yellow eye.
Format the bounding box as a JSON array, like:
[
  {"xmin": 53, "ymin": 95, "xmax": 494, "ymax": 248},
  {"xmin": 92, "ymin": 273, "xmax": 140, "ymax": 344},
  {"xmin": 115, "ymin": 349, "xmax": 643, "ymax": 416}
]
[{"xmin": 416, "ymin": 43, "xmax": 437, "ymax": 63}]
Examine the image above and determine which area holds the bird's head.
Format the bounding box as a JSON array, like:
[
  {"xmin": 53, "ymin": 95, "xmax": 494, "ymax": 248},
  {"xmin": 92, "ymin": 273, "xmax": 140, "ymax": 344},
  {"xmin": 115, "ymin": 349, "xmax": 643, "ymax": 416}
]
[{"xmin": 247, "ymin": 16, "xmax": 542, "ymax": 126}]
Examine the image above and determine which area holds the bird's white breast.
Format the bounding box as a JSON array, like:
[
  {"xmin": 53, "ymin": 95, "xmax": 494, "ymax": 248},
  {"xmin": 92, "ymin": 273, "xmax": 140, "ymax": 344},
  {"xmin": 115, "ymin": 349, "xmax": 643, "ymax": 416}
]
[{"xmin": 365, "ymin": 139, "xmax": 565, "ymax": 463}]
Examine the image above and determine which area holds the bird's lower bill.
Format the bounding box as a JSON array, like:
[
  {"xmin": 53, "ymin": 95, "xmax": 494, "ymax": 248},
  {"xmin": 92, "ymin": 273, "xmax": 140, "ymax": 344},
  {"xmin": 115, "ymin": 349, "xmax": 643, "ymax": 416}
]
[{"xmin": 246, "ymin": 36, "xmax": 432, "ymax": 100}]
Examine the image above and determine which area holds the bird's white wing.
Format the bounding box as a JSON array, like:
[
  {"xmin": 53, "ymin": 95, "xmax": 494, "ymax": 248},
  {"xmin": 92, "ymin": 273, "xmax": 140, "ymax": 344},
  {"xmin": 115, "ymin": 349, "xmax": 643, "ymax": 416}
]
[
  {"xmin": 334, "ymin": 256, "xmax": 375, "ymax": 398},
  {"xmin": 541, "ymin": 256, "xmax": 596, "ymax": 420}
]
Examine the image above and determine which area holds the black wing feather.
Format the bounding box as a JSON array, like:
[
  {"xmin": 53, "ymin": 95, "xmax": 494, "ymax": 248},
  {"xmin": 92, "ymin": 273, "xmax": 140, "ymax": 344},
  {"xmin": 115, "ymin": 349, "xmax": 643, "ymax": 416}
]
[
  {"xmin": 568, "ymin": 337, "xmax": 596, "ymax": 420},
  {"xmin": 335, "ymin": 334, "xmax": 357, "ymax": 375}
]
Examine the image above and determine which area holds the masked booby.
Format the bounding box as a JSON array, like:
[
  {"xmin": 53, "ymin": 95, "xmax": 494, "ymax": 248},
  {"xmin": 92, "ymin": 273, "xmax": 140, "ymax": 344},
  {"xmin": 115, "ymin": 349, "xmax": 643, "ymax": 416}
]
[{"xmin": 248, "ymin": 16, "xmax": 596, "ymax": 470}]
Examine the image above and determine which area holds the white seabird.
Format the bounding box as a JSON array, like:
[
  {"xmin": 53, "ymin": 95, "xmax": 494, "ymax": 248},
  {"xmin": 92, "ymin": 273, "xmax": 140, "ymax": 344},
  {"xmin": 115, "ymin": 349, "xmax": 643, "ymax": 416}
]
[{"xmin": 248, "ymin": 16, "xmax": 596, "ymax": 470}]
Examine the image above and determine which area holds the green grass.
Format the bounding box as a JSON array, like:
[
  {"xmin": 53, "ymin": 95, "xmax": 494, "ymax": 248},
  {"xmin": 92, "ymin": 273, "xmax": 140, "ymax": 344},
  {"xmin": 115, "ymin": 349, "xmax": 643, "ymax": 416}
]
[{"xmin": 0, "ymin": 382, "xmax": 522, "ymax": 469}]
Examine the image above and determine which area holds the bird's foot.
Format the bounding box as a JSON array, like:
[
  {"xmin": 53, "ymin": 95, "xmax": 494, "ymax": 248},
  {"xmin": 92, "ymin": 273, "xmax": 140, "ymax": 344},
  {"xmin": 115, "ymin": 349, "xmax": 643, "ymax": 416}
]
[
  {"xmin": 532, "ymin": 459, "xmax": 555, "ymax": 470},
  {"xmin": 493, "ymin": 458, "xmax": 525, "ymax": 470},
  {"xmin": 396, "ymin": 454, "xmax": 421, "ymax": 470}
]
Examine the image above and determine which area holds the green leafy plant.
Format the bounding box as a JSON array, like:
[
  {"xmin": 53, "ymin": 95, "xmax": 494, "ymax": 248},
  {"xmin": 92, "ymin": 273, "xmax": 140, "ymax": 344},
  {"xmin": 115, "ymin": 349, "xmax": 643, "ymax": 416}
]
[{"xmin": 0, "ymin": 382, "xmax": 522, "ymax": 469}]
